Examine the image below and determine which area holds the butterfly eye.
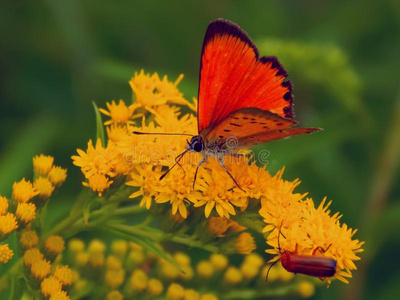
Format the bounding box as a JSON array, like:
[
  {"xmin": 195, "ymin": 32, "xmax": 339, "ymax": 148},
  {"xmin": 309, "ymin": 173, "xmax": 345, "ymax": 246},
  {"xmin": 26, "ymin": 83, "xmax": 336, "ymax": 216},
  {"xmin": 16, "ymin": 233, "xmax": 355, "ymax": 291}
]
[{"xmin": 193, "ymin": 141, "xmax": 203, "ymax": 152}]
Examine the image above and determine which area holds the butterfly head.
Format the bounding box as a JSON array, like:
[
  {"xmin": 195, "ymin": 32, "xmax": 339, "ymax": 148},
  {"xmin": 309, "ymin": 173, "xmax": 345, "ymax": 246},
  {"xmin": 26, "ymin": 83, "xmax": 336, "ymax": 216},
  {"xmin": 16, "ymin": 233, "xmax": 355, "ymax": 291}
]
[{"xmin": 187, "ymin": 135, "xmax": 204, "ymax": 153}]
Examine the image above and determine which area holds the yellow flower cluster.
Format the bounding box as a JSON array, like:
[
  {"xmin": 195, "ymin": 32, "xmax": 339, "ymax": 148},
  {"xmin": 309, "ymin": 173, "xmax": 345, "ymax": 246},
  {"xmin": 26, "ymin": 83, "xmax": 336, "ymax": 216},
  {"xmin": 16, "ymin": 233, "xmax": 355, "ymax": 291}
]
[
  {"xmin": 0, "ymin": 155, "xmax": 67, "ymax": 264},
  {"xmin": 260, "ymin": 169, "xmax": 364, "ymax": 284},
  {"xmin": 72, "ymin": 70, "xmax": 196, "ymax": 197},
  {"xmin": 71, "ymin": 70, "xmax": 364, "ymax": 286},
  {"xmin": 21, "ymin": 232, "xmax": 73, "ymax": 299},
  {"xmin": 65, "ymin": 238, "xmax": 315, "ymax": 299}
]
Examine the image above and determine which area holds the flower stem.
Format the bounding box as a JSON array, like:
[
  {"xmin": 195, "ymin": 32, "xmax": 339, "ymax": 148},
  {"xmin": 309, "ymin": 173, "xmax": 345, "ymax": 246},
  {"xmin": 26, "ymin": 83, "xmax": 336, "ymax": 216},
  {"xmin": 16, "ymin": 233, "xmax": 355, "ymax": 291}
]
[{"xmin": 106, "ymin": 223, "xmax": 219, "ymax": 252}]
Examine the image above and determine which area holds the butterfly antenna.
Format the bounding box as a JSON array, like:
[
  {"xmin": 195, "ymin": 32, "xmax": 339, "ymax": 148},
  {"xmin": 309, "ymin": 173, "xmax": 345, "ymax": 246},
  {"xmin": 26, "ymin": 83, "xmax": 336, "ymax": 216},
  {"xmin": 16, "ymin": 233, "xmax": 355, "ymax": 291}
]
[
  {"xmin": 160, "ymin": 149, "xmax": 189, "ymax": 180},
  {"xmin": 133, "ymin": 131, "xmax": 194, "ymax": 137}
]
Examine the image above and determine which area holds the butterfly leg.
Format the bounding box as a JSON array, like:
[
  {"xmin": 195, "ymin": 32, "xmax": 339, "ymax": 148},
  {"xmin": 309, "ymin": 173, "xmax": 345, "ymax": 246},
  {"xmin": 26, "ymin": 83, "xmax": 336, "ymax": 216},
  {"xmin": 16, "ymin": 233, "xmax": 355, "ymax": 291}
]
[
  {"xmin": 217, "ymin": 157, "xmax": 245, "ymax": 192},
  {"xmin": 160, "ymin": 149, "xmax": 188, "ymax": 180},
  {"xmin": 229, "ymin": 152, "xmax": 245, "ymax": 157},
  {"xmin": 175, "ymin": 152, "xmax": 186, "ymax": 174},
  {"xmin": 193, "ymin": 156, "xmax": 207, "ymax": 190}
]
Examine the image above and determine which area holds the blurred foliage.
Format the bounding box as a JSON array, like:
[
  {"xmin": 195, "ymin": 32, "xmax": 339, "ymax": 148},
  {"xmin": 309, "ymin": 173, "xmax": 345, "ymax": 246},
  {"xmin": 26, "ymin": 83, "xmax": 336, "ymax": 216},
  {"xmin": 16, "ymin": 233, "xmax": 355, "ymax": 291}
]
[
  {"xmin": 0, "ymin": 0, "xmax": 399, "ymax": 299},
  {"xmin": 258, "ymin": 39, "xmax": 363, "ymax": 113}
]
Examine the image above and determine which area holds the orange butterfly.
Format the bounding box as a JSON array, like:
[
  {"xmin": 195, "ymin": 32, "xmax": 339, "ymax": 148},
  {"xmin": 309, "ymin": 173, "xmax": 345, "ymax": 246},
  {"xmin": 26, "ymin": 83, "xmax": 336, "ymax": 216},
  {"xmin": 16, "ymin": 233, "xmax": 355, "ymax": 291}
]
[{"xmin": 136, "ymin": 19, "xmax": 321, "ymax": 189}]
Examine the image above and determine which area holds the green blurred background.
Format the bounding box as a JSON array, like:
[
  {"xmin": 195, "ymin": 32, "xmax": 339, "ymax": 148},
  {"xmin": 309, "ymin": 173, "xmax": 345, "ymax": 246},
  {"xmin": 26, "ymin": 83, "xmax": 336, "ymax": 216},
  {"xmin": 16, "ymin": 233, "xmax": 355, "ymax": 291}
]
[{"xmin": 1, "ymin": 0, "xmax": 399, "ymax": 299}]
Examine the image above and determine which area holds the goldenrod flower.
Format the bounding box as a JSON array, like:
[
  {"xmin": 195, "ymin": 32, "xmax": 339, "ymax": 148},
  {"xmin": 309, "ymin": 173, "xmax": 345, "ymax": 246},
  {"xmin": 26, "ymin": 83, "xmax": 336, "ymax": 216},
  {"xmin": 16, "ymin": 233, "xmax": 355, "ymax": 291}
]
[
  {"xmin": 179, "ymin": 265, "xmax": 194, "ymax": 281},
  {"xmin": 262, "ymin": 197, "xmax": 364, "ymax": 284},
  {"xmin": 41, "ymin": 276, "xmax": 62, "ymax": 297},
  {"xmin": 0, "ymin": 213, "xmax": 18, "ymax": 236},
  {"xmin": 174, "ymin": 252, "xmax": 191, "ymax": 267},
  {"xmin": 152, "ymin": 105, "xmax": 197, "ymax": 135},
  {"xmin": 0, "ymin": 244, "xmax": 14, "ymax": 263},
  {"xmin": 106, "ymin": 290, "xmax": 124, "ymax": 300},
  {"xmin": 54, "ymin": 265, "xmax": 74, "ymax": 286},
  {"xmin": 68, "ymin": 238, "xmax": 85, "ymax": 253},
  {"xmin": 106, "ymin": 255, "xmax": 122, "ymax": 270},
  {"xmin": 12, "ymin": 178, "xmax": 38, "ymax": 203},
  {"xmin": 126, "ymin": 249, "xmax": 145, "ymax": 268},
  {"xmin": 20, "ymin": 230, "xmax": 39, "ymax": 249},
  {"xmin": 227, "ymin": 219, "xmax": 247, "ymax": 233},
  {"xmin": 240, "ymin": 262, "xmax": 259, "ymax": 279},
  {"xmin": 48, "ymin": 166, "xmax": 67, "ymax": 187},
  {"xmin": 129, "ymin": 242, "xmax": 142, "ymax": 251},
  {"xmin": 111, "ymin": 239, "xmax": 128, "ymax": 257},
  {"xmin": 159, "ymin": 259, "xmax": 180, "ymax": 280},
  {"xmin": 210, "ymin": 253, "xmax": 228, "ymax": 271},
  {"xmin": 244, "ymin": 254, "xmax": 264, "ymax": 269},
  {"xmin": 154, "ymin": 164, "xmax": 202, "ymax": 219},
  {"xmin": 201, "ymin": 294, "xmax": 218, "ymax": 300},
  {"xmin": 129, "ymin": 70, "xmax": 192, "ymax": 111},
  {"xmin": 0, "ymin": 196, "xmax": 9, "ymax": 215},
  {"xmin": 72, "ymin": 139, "xmax": 119, "ymax": 196},
  {"xmin": 33, "ymin": 154, "xmax": 54, "ymax": 176},
  {"xmin": 33, "ymin": 177, "xmax": 55, "ymax": 200},
  {"xmin": 88, "ymin": 239, "xmax": 106, "ymax": 253},
  {"xmin": 75, "ymin": 252, "xmax": 89, "ymax": 267},
  {"xmin": 23, "ymin": 248, "xmax": 44, "ymax": 267},
  {"xmin": 166, "ymin": 283, "xmax": 185, "ymax": 300},
  {"xmin": 89, "ymin": 252, "xmax": 105, "ymax": 267},
  {"xmin": 129, "ymin": 269, "xmax": 148, "ymax": 291},
  {"xmin": 83, "ymin": 173, "xmax": 113, "ymax": 197},
  {"xmin": 261, "ymin": 264, "xmax": 279, "ymax": 281},
  {"xmin": 126, "ymin": 164, "xmax": 163, "ymax": 209},
  {"xmin": 224, "ymin": 267, "xmax": 242, "ymax": 285},
  {"xmin": 194, "ymin": 159, "xmax": 248, "ymax": 219},
  {"xmin": 72, "ymin": 139, "xmax": 117, "ymax": 178},
  {"xmin": 31, "ymin": 259, "xmax": 51, "ymax": 280},
  {"xmin": 278, "ymin": 265, "xmax": 295, "ymax": 282},
  {"xmin": 49, "ymin": 290, "xmax": 70, "ymax": 300},
  {"xmin": 99, "ymin": 99, "xmax": 136, "ymax": 126},
  {"xmin": 105, "ymin": 269, "xmax": 125, "ymax": 288},
  {"xmin": 184, "ymin": 289, "xmax": 200, "ymax": 300},
  {"xmin": 16, "ymin": 202, "xmax": 36, "ymax": 224},
  {"xmin": 196, "ymin": 260, "xmax": 214, "ymax": 278},
  {"xmin": 235, "ymin": 232, "xmax": 256, "ymax": 254},
  {"xmin": 45, "ymin": 235, "xmax": 65, "ymax": 256},
  {"xmin": 208, "ymin": 217, "xmax": 230, "ymax": 237},
  {"xmin": 147, "ymin": 278, "xmax": 163, "ymax": 296},
  {"xmin": 297, "ymin": 281, "xmax": 315, "ymax": 298}
]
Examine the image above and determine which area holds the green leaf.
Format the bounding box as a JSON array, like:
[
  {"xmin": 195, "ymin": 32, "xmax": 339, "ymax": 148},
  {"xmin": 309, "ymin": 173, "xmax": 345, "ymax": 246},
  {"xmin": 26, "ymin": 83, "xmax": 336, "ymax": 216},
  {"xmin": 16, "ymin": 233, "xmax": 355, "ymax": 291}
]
[
  {"xmin": 83, "ymin": 197, "xmax": 101, "ymax": 227},
  {"xmin": 103, "ymin": 225, "xmax": 183, "ymax": 272},
  {"xmin": 8, "ymin": 276, "xmax": 25, "ymax": 300},
  {"xmin": 92, "ymin": 101, "xmax": 106, "ymax": 147}
]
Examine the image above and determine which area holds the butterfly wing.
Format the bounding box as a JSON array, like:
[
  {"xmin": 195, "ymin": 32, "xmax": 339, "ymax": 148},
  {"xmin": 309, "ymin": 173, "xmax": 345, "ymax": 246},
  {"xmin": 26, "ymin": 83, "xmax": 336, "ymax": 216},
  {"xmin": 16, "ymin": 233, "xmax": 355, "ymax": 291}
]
[
  {"xmin": 204, "ymin": 107, "xmax": 298, "ymax": 142},
  {"xmin": 198, "ymin": 19, "xmax": 294, "ymax": 134},
  {"xmin": 237, "ymin": 128, "xmax": 321, "ymax": 147}
]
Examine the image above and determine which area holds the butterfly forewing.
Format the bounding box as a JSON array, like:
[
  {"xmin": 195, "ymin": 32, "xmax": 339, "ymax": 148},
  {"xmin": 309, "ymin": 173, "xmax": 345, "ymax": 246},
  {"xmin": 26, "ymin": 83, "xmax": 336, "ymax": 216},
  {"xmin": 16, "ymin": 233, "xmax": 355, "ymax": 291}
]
[{"xmin": 198, "ymin": 19, "xmax": 294, "ymax": 134}]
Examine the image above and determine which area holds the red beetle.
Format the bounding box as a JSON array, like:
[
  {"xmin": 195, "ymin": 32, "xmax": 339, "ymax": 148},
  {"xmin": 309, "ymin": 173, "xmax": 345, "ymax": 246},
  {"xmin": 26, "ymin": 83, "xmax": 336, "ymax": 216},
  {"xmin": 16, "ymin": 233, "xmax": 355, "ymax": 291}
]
[{"xmin": 266, "ymin": 224, "xmax": 337, "ymax": 281}]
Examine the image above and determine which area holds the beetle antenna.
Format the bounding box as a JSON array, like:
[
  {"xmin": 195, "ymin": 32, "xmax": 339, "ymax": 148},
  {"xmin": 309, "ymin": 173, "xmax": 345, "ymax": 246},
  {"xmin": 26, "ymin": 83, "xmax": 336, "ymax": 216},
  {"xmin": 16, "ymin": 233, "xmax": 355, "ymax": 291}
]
[{"xmin": 265, "ymin": 259, "xmax": 279, "ymax": 282}]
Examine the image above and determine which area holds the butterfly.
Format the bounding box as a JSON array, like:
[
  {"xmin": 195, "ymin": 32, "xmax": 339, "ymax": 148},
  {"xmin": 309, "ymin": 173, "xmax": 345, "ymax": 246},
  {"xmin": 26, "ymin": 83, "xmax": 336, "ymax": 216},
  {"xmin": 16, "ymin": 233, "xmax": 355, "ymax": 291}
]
[{"xmin": 135, "ymin": 19, "xmax": 321, "ymax": 189}]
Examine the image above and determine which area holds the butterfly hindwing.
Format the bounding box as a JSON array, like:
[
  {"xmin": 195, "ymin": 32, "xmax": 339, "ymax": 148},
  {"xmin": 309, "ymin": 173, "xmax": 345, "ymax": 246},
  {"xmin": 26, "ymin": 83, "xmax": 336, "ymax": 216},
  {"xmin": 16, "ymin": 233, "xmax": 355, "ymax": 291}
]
[
  {"xmin": 198, "ymin": 19, "xmax": 293, "ymax": 134},
  {"xmin": 237, "ymin": 127, "xmax": 321, "ymax": 147},
  {"xmin": 203, "ymin": 107, "xmax": 298, "ymax": 143}
]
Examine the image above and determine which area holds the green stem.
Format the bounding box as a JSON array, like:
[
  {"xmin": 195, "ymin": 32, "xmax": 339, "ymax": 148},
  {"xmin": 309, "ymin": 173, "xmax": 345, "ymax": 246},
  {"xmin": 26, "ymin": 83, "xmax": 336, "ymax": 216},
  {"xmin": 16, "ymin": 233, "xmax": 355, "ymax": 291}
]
[
  {"xmin": 106, "ymin": 223, "xmax": 218, "ymax": 252},
  {"xmin": 221, "ymin": 283, "xmax": 298, "ymax": 299},
  {"xmin": 113, "ymin": 205, "xmax": 145, "ymax": 215}
]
